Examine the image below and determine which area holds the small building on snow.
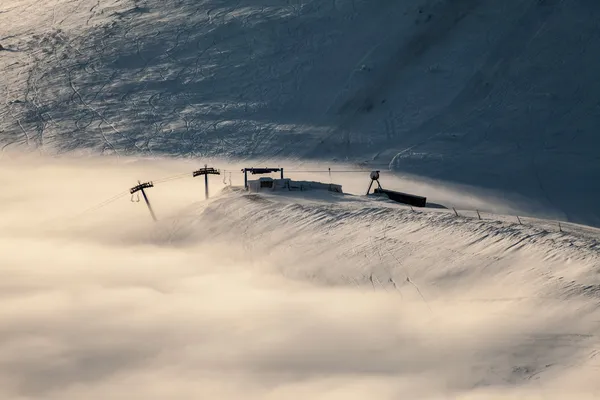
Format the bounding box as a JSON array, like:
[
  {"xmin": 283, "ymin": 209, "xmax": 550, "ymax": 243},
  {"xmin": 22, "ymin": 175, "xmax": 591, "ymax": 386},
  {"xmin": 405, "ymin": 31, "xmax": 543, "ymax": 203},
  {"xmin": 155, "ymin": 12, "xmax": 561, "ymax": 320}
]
[{"xmin": 247, "ymin": 177, "xmax": 342, "ymax": 194}]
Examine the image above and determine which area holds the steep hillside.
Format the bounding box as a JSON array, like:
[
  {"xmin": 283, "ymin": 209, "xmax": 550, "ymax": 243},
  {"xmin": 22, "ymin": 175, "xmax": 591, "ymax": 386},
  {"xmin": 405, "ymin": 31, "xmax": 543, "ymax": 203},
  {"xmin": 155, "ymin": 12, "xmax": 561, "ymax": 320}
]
[{"xmin": 1, "ymin": 0, "xmax": 599, "ymax": 225}]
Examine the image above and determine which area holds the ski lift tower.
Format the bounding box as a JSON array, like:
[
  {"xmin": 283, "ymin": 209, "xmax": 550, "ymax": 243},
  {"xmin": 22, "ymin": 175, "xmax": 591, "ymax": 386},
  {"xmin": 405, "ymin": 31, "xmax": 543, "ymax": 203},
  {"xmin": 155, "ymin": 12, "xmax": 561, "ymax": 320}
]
[
  {"xmin": 241, "ymin": 167, "xmax": 284, "ymax": 190},
  {"xmin": 193, "ymin": 164, "xmax": 221, "ymax": 199},
  {"xmin": 130, "ymin": 180, "xmax": 157, "ymax": 221}
]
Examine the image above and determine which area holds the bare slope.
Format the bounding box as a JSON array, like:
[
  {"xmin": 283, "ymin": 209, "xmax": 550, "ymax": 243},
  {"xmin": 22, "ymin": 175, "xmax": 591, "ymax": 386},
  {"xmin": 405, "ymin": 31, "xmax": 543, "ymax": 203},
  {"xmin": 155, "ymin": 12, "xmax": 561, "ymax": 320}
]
[{"xmin": 1, "ymin": 0, "xmax": 599, "ymax": 225}]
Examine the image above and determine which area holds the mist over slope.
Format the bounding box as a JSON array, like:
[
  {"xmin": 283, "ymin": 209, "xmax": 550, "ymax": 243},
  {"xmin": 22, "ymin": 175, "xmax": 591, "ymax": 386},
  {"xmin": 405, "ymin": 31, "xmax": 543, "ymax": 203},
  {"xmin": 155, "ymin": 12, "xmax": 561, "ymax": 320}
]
[
  {"xmin": 1, "ymin": 0, "xmax": 599, "ymax": 226},
  {"xmin": 1, "ymin": 155, "xmax": 600, "ymax": 399},
  {"xmin": 2, "ymin": 1, "xmax": 600, "ymax": 396}
]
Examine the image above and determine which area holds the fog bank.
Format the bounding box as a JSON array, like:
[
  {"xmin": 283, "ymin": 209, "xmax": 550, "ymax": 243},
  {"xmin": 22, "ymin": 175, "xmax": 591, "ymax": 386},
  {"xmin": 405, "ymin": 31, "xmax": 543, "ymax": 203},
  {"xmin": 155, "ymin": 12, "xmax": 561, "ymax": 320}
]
[{"xmin": 1, "ymin": 155, "xmax": 599, "ymax": 399}]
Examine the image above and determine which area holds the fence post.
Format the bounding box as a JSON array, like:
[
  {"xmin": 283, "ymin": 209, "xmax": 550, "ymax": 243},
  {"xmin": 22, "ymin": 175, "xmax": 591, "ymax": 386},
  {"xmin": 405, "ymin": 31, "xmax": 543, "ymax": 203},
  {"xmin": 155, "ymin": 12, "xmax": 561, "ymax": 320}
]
[
  {"xmin": 558, "ymin": 222, "xmax": 563, "ymax": 232},
  {"xmin": 517, "ymin": 216, "xmax": 522, "ymax": 225},
  {"xmin": 453, "ymin": 207, "xmax": 459, "ymax": 217},
  {"xmin": 476, "ymin": 210, "xmax": 481, "ymax": 220}
]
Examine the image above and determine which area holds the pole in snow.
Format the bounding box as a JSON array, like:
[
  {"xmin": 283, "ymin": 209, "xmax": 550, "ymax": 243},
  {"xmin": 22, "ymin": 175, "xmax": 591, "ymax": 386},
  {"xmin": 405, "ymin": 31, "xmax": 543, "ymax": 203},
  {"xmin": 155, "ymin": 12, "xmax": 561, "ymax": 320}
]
[
  {"xmin": 130, "ymin": 180, "xmax": 157, "ymax": 222},
  {"xmin": 193, "ymin": 165, "xmax": 220, "ymax": 199}
]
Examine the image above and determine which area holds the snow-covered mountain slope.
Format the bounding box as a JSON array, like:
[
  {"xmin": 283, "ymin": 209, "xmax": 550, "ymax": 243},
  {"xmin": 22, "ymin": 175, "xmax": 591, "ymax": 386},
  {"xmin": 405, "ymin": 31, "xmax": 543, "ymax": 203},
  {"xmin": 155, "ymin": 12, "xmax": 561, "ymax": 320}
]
[
  {"xmin": 2, "ymin": 157, "xmax": 600, "ymax": 399},
  {"xmin": 1, "ymin": 0, "xmax": 599, "ymax": 226}
]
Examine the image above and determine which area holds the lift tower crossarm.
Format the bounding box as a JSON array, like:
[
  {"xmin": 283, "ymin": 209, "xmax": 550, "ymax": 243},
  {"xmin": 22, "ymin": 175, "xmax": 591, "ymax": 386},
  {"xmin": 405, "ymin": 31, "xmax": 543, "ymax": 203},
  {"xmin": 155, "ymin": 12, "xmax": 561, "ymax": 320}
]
[
  {"xmin": 193, "ymin": 167, "xmax": 220, "ymax": 177},
  {"xmin": 130, "ymin": 181, "xmax": 154, "ymax": 194}
]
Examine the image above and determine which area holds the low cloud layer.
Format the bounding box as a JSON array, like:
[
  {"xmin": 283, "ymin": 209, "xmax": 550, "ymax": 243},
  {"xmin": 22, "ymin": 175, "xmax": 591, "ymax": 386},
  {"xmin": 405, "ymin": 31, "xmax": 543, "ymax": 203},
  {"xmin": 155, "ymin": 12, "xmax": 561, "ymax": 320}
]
[{"xmin": 1, "ymin": 154, "xmax": 599, "ymax": 399}]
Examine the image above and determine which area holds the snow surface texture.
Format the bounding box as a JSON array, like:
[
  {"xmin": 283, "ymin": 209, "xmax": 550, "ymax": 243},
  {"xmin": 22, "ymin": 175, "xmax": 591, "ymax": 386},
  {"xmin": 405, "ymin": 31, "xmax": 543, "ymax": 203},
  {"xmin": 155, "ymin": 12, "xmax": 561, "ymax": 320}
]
[
  {"xmin": 2, "ymin": 155, "xmax": 600, "ymax": 399},
  {"xmin": 1, "ymin": 0, "xmax": 600, "ymax": 226}
]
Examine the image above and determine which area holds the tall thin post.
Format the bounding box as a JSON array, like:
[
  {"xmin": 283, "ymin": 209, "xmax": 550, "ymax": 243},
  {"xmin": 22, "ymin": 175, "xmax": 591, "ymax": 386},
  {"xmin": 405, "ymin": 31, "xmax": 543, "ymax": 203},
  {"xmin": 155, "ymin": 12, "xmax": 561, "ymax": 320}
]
[
  {"xmin": 204, "ymin": 164, "xmax": 209, "ymax": 199},
  {"xmin": 280, "ymin": 168, "xmax": 284, "ymax": 179},
  {"xmin": 140, "ymin": 187, "xmax": 157, "ymax": 222}
]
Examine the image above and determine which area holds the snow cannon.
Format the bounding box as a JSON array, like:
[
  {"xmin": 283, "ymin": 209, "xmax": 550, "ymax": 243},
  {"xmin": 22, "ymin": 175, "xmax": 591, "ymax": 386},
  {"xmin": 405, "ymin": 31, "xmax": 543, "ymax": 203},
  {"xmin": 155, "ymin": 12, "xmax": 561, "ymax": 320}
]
[{"xmin": 366, "ymin": 170, "xmax": 427, "ymax": 208}]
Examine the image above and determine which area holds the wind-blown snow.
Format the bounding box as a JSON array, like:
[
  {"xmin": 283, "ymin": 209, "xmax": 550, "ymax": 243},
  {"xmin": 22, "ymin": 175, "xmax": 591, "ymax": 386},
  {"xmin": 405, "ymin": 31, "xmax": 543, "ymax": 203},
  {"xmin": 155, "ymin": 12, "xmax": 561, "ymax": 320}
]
[
  {"xmin": 1, "ymin": 0, "xmax": 600, "ymax": 226},
  {"xmin": 1, "ymin": 155, "xmax": 600, "ymax": 399}
]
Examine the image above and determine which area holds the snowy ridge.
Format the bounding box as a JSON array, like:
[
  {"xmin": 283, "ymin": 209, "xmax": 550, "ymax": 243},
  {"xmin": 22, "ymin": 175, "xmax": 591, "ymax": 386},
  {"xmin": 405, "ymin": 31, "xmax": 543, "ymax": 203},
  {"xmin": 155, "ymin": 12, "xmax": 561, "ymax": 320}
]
[
  {"xmin": 170, "ymin": 189, "xmax": 600, "ymax": 294},
  {"xmin": 138, "ymin": 188, "xmax": 600, "ymax": 396}
]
